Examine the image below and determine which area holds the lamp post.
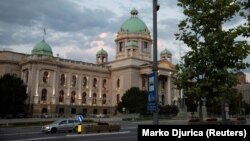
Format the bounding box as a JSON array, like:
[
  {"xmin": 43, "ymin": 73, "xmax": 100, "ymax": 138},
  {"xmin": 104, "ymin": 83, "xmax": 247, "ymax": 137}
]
[{"xmin": 152, "ymin": 0, "xmax": 159, "ymax": 125}]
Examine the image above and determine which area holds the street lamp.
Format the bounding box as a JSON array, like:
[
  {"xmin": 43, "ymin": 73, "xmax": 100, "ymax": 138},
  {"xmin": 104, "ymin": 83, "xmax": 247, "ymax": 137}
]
[{"xmin": 152, "ymin": 0, "xmax": 159, "ymax": 125}]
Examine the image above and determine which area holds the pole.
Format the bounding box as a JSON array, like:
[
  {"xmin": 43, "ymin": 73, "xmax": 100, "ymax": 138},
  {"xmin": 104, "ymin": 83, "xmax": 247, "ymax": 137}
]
[{"xmin": 153, "ymin": 0, "xmax": 159, "ymax": 125}]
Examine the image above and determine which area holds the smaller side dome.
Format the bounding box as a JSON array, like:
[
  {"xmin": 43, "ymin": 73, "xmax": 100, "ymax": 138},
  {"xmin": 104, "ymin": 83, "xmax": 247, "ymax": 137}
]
[
  {"xmin": 96, "ymin": 48, "xmax": 108, "ymax": 55},
  {"xmin": 160, "ymin": 48, "xmax": 172, "ymax": 56},
  {"xmin": 126, "ymin": 40, "xmax": 138, "ymax": 48},
  {"xmin": 32, "ymin": 39, "xmax": 53, "ymax": 56}
]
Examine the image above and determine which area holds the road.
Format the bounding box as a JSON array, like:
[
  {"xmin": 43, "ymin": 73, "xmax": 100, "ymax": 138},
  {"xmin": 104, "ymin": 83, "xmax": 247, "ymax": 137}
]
[
  {"xmin": 0, "ymin": 119, "xmax": 189, "ymax": 141},
  {"xmin": 1, "ymin": 119, "xmax": 249, "ymax": 141},
  {"xmin": 0, "ymin": 122, "xmax": 136, "ymax": 141}
]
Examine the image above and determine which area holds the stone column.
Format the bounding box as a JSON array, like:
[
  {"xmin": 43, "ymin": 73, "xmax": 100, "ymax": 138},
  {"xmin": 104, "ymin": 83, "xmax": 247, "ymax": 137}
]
[
  {"xmin": 66, "ymin": 72, "xmax": 71, "ymax": 105},
  {"xmin": 79, "ymin": 74, "xmax": 82, "ymax": 101},
  {"xmin": 167, "ymin": 75, "xmax": 171, "ymax": 105},
  {"xmin": 52, "ymin": 71, "xmax": 56, "ymax": 96},
  {"xmin": 89, "ymin": 76, "xmax": 92, "ymax": 98},
  {"xmin": 35, "ymin": 70, "xmax": 40, "ymax": 96},
  {"xmin": 34, "ymin": 69, "xmax": 40, "ymax": 104},
  {"xmin": 67, "ymin": 72, "xmax": 71, "ymax": 97},
  {"xmin": 27, "ymin": 68, "xmax": 32, "ymax": 94},
  {"xmin": 99, "ymin": 77, "xmax": 102, "ymax": 98}
]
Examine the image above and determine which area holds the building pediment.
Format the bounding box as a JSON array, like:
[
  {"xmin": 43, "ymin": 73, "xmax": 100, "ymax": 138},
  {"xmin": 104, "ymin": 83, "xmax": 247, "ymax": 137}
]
[{"xmin": 158, "ymin": 60, "xmax": 175, "ymax": 71}]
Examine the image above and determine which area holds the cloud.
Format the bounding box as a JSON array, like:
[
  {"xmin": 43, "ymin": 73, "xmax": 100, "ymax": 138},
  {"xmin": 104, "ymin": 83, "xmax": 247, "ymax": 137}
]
[
  {"xmin": 63, "ymin": 32, "xmax": 116, "ymax": 63},
  {"xmin": 0, "ymin": 0, "xmax": 249, "ymax": 82},
  {"xmin": 0, "ymin": 0, "xmax": 120, "ymax": 45}
]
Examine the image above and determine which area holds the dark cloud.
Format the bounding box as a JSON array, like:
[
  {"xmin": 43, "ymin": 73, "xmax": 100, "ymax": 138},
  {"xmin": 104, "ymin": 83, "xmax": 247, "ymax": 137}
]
[{"xmin": 0, "ymin": 0, "xmax": 120, "ymax": 46}]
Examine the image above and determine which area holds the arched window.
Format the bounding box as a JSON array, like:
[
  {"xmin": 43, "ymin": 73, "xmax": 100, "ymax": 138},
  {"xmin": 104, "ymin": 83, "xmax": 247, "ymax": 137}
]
[
  {"xmin": 72, "ymin": 75, "xmax": 77, "ymax": 87},
  {"xmin": 102, "ymin": 94, "xmax": 106, "ymax": 104},
  {"xmin": 117, "ymin": 79, "xmax": 120, "ymax": 89},
  {"xmin": 41, "ymin": 89, "xmax": 47, "ymax": 101},
  {"xmin": 103, "ymin": 79, "xmax": 107, "ymax": 89},
  {"xmin": 82, "ymin": 92, "xmax": 87, "ymax": 104},
  {"xmin": 59, "ymin": 90, "xmax": 64, "ymax": 103},
  {"xmin": 83, "ymin": 77, "xmax": 87, "ymax": 88},
  {"xmin": 93, "ymin": 78, "xmax": 97, "ymax": 88},
  {"xmin": 43, "ymin": 71, "xmax": 49, "ymax": 84},
  {"xmin": 60, "ymin": 74, "xmax": 65, "ymax": 86},
  {"xmin": 116, "ymin": 94, "xmax": 120, "ymax": 104},
  {"xmin": 142, "ymin": 77, "xmax": 146, "ymax": 87},
  {"xmin": 92, "ymin": 93, "xmax": 97, "ymax": 104},
  {"xmin": 41, "ymin": 108, "xmax": 48, "ymax": 114},
  {"xmin": 71, "ymin": 91, "xmax": 76, "ymax": 104},
  {"xmin": 102, "ymin": 57, "xmax": 106, "ymax": 62}
]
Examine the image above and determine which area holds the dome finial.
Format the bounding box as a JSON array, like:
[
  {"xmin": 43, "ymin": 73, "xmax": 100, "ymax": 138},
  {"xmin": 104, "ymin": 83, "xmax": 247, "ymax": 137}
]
[
  {"xmin": 130, "ymin": 8, "xmax": 138, "ymax": 17},
  {"xmin": 43, "ymin": 27, "xmax": 46, "ymax": 40}
]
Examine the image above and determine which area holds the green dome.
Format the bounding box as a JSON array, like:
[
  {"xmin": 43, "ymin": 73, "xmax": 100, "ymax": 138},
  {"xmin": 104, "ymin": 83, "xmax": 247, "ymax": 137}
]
[
  {"xmin": 126, "ymin": 40, "xmax": 138, "ymax": 48},
  {"xmin": 160, "ymin": 48, "xmax": 172, "ymax": 56},
  {"xmin": 120, "ymin": 9, "xmax": 150, "ymax": 34},
  {"xmin": 96, "ymin": 48, "xmax": 108, "ymax": 55},
  {"xmin": 32, "ymin": 39, "xmax": 53, "ymax": 56}
]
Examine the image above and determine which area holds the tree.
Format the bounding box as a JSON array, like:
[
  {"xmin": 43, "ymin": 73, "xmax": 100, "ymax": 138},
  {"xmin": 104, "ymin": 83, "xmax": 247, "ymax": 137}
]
[
  {"xmin": 175, "ymin": 0, "xmax": 250, "ymax": 120},
  {"xmin": 117, "ymin": 87, "xmax": 147, "ymax": 114},
  {"xmin": 0, "ymin": 74, "xmax": 27, "ymax": 118}
]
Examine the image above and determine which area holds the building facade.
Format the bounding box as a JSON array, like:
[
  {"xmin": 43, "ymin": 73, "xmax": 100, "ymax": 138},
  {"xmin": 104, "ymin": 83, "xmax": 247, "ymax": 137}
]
[
  {"xmin": 0, "ymin": 9, "xmax": 176, "ymax": 117},
  {"xmin": 235, "ymin": 72, "xmax": 250, "ymax": 105}
]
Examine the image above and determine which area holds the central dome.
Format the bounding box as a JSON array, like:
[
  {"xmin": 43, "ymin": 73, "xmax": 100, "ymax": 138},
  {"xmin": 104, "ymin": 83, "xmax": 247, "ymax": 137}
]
[{"xmin": 120, "ymin": 9, "xmax": 150, "ymax": 34}]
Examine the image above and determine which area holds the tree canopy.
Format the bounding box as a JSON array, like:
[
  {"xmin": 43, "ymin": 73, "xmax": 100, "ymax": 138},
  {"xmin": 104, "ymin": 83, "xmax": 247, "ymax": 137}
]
[
  {"xmin": 0, "ymin": 74, "xmax": 27, "ymax": 118},
  {"xmin": 175, "ymin": 0, "xmax": 250, "ymax": 119},
  {"xmin": 117, "ymin": 87, "xmax": 147, "ymax": 114}
]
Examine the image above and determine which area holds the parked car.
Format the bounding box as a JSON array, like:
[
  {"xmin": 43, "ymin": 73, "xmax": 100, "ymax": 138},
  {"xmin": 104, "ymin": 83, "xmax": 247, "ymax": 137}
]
[{"xmin": 41, "ymin": 118, "xmax": 80, "ymax": 133}]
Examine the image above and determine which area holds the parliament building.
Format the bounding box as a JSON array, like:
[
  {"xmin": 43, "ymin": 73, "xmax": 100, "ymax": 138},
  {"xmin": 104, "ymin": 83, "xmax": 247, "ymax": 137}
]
[{"xmin": 0, "ymin": 9, "xmax": 177, "ymax": 117}]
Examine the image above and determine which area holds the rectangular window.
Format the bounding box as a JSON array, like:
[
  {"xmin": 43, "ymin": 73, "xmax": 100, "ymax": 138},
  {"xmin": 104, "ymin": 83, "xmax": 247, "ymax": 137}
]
[
  {"xmin": 59, "ymin": 108, "xmax": 64, "ymax": 113},
  {"xmin": 119, "ymin": 42, "xmax": 124, "ymax": 52},
  {"xmin": 71, "ymin": 108, "xmax": 76, "ymax": 114},
  {"xmin": 93, "ymin": 109, "xmax": 98, "ymax": 114},
  {"xmin": 82, "ymin": 108, "xmax": 87, "ymax": 116},
  {"xmin": 103, "ymin": 109, "xmax": 107, "ymax": 114},
  {"xmin": 142, "ymin": 42, "xmax": 148, "ymax": 52}
]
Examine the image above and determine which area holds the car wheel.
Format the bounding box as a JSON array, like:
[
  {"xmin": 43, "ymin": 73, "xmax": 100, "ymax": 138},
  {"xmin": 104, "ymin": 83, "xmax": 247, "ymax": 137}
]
[{"xmin": 51, "ymin": 127, "xmax": 57, "ymax": 133}]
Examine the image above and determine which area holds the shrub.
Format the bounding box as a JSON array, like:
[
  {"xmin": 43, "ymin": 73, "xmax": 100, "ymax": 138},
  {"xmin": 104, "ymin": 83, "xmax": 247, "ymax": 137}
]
[
  {"xmin": 236, "ymin": 117, "xmax": 246, "ymax": 121},
  {"xmin": 189, "ymin": 117, "xmax": 200, "ymax": 122},
  {"xmin": 159, "ymin": 105, "xmax": 179, "ymax": 116},
  {"xmin": 206, "ymin": 118, "xmax": 218, "ymax": 121}
]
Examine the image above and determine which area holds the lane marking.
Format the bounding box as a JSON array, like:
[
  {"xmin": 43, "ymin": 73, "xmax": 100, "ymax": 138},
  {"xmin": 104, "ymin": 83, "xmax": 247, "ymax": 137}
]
[
  {"xmin": 7, "ymin": 131, "xmax": 131, "ymax": 141},
  {"xmin": 66, "ymin": 131, "xmax": 131, "ymax": 137},
  {"xmin": 122, "ymin": 127, "xmax": 137, "ymax": 130},
  {"xmin": 0, "ymin": 132, "xmax": 41, "ymax": 136}
]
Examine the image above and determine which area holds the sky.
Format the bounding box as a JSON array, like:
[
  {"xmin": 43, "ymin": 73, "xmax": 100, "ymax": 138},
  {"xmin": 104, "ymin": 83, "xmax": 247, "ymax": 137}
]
[{"xmin": 0, "ymin": 0, "xmax": 249, "ymax": 82}]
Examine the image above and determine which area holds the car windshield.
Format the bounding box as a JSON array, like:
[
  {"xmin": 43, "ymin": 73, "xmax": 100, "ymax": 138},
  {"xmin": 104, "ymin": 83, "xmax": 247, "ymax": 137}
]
[{"xmin": 52, "ymin": 119, "xmax": 64, "ymax": 124}]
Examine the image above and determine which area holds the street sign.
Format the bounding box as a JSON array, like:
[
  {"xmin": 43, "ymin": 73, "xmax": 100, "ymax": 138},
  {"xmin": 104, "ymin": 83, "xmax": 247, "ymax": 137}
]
[
  {"xmin": 147, "ymin": 72, "xmax": 157, "ymax": 112},
  {"xmin": 77, "ymin": 115, "xmax": 84, "ymax": 122}
]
